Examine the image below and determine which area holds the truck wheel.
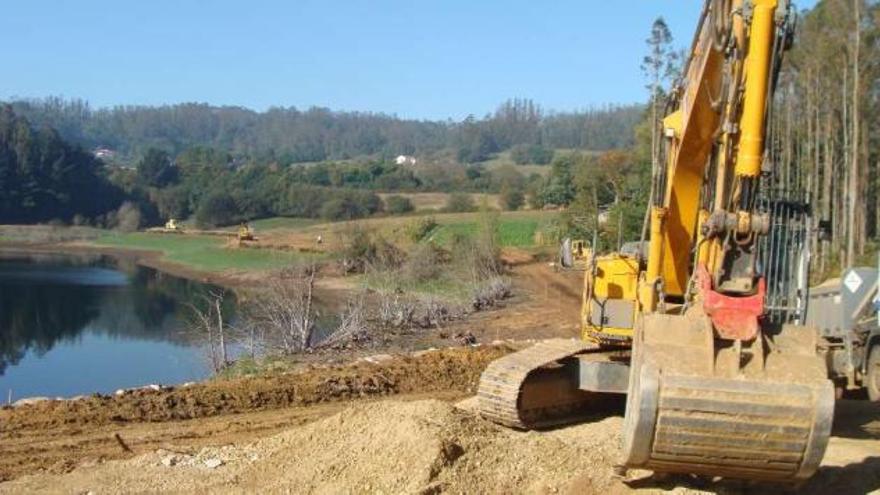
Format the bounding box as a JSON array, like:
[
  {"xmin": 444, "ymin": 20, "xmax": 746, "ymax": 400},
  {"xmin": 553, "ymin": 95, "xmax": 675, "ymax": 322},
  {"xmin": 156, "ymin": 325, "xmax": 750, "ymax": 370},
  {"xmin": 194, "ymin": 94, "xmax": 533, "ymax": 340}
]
[{"xmin": 868, "ymin": 346, "xmax": 880, "ymax": 402}]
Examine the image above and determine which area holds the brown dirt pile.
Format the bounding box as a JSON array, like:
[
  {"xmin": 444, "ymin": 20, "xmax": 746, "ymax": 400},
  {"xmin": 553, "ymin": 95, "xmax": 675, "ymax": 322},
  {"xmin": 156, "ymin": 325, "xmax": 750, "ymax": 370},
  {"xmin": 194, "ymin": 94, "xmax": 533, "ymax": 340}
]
[
  {"xmin": 1, "ymin": 398, "xmax": 879, "ymax": 494},
  {"xmin": 0, "ymin": 400, "xmax": 625, "ymax": 494}
]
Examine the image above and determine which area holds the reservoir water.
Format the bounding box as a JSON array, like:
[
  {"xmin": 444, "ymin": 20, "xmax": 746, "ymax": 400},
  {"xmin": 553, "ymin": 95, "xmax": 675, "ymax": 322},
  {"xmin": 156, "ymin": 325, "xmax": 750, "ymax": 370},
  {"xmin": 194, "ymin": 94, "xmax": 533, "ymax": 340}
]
[{"xmin": 0, "ymin": 251, "xmax": 231, "ymax": 400}]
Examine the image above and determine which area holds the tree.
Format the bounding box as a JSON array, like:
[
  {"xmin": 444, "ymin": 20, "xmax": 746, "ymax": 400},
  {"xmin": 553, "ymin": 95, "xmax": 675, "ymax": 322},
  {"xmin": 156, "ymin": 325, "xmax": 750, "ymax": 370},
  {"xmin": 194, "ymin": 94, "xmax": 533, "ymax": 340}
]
[
  {"xmin": 490, "ymin": 98, "xmax": 542, "ymax": 148},
  {"xmin": 153, "ymin": 186, "xmax": 190, "ymax": 220},
  {"xmin": 456, "ymin": 115, "xmax": 497, "ymax": 163},
  {"xmin": 195, "ymin": 191, "xmax": 239, "ymax": 227},
  {"xmin": 384, "ymin": 195, "xmax": 415, "ymax": 215},
  {"xmin": 598, "ymin": 150, "xmax": 649, "ymax": 248},
  {"xmin": 540, "ymin": 155, "xmax": 577, "ymax": 206},
  {"xmin": 137, "ymin": 148, "xmax": 177, "ymax": 187},
  {"xmin": 500, "ymin": 184, "xmax": 525, "ymax": 211},
  {"xmin": 511, "ymin": 144, "xmax": 554, "ymax": 165},
  {"xmin": 769, "ymin": 0, "xmax": 880, "ymax": 277},
  {"xmin": 641, "ymin": 17, "xmax": 678, "ymax": 208},
  {"xmin": 510, "ymin": 144, "xmax": 530, "ymax": 165},
  {"xmin": 320, "ymin": 197, "xmax": 365, "ymax": 220},
  {"xmin": 444, "ymin": 193, "xmax": 477, "ymax": 213},
  {"xmin": 0, "ymin": 105, "xmax": 122, "ymax": 224},
  {"xmin": 846, "ymin": 0, "xmax": 862, "ymax": 267}
]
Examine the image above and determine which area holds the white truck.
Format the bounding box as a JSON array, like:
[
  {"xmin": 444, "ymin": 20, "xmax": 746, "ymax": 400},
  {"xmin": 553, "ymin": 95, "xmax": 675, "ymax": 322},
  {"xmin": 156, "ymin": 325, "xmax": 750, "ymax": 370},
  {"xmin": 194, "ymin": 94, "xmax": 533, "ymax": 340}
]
[{"xmin": 807, "ymin": 266, "xmax": 880, "ymax": 401}]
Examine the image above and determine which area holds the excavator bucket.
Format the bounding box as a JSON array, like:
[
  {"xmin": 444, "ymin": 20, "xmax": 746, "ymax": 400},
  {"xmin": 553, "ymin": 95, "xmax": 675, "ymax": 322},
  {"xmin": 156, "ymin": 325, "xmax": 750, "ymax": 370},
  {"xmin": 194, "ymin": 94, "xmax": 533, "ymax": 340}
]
[{"xmin": 622, "ymin": 312, "xmax": 834, "ymax": 481}]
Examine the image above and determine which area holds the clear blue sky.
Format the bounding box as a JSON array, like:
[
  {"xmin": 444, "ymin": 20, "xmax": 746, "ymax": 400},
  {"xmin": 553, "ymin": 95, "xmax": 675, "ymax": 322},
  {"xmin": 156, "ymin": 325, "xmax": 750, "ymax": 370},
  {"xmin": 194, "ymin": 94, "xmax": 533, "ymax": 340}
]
[{"xmin": 1, "ymin": 1, "xmax": 817, "ymax": 120}]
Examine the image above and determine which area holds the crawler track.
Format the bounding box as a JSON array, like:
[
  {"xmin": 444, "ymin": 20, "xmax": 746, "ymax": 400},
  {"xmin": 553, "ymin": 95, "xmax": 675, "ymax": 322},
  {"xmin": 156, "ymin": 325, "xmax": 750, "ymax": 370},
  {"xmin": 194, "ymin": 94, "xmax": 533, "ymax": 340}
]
[{"xmin": 477, "ymin": 339, "xmax": 601, "ymax": 429}]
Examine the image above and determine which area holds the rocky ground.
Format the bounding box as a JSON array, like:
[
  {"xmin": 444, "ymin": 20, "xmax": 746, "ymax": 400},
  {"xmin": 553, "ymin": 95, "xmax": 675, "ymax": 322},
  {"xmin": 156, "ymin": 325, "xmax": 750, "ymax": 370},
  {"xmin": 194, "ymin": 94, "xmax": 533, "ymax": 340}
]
[{"xmin": 1, "ymin": 262, "xmax": 879, "ymax": 494}]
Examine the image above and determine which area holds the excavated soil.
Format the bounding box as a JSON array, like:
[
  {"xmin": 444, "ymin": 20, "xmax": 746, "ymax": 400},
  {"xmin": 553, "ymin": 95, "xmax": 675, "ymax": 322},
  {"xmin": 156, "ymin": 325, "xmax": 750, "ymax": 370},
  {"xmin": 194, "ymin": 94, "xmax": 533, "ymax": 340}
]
[
  {"xmin": 2, "ymin": 262, "xmax": 880, "ymax": 493},
  {"xmin": 0, "ymin": 400, "xmax": 623, "ymax": 494},
  {"xmin": 0, "ymin": 345, "xmax": 513, "ymax": 483},
  {"xmin": 2, "ymin": 398, "xmax": 879, "ymax": 495}
]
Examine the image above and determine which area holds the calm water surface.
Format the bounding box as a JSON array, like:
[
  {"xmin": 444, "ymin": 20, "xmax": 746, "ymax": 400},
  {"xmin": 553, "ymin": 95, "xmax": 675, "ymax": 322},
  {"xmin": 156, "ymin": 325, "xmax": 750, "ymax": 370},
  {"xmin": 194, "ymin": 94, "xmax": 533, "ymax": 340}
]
[{"xmin": 0, "ymin": 252, "xmax": 233, "ymax": 399}]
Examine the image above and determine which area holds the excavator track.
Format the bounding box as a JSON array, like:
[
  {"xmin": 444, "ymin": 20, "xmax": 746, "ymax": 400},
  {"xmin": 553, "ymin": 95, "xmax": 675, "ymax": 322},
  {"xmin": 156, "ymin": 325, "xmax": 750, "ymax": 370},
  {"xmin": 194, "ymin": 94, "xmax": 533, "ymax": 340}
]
[{"xmin": 477, "ymin": 339, "xmax": 600, "ymax": 429}]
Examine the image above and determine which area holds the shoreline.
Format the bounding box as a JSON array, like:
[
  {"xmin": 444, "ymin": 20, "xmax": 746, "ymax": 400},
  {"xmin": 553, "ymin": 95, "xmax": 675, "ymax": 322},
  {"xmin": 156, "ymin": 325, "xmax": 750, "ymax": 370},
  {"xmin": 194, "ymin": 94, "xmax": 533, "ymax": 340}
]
[{"xmin": 0, "ymin": 241, "xmax": 261, "ymax": 289}]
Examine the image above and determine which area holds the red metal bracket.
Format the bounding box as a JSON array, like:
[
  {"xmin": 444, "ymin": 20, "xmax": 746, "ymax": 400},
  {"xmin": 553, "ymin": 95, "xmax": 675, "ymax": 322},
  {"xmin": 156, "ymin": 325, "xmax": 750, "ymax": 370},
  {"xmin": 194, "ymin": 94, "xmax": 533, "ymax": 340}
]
[{"xmin": 696, "ymin": 264, "xmax": 765, "ymax": 341}]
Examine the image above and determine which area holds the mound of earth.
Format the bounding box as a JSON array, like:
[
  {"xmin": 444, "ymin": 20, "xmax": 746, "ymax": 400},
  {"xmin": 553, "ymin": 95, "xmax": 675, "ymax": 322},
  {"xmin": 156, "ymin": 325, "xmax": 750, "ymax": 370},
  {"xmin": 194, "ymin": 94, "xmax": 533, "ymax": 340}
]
[
  {"xmin": 2, "ymin": 398, "xmax": 880, "ymax": 494},
  {"xmin": 0, "ymin": 400, "xmax": 624, "ymax": 494}
]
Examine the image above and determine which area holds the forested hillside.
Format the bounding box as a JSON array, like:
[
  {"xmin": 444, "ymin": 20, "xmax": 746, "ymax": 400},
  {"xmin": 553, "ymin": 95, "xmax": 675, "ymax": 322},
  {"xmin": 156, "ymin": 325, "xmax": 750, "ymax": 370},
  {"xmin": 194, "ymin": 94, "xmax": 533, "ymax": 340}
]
[
  {"xmin": 769, "ymin": 0, "xmax": 879, "ymax": 272},
  {"xmin": 1, "ymin": 0, "xmax": 875, "ymax": 249},
  {"xmin": 4, "ymin": 98, "xmax": 642, "ymax": 164},
  {"xmin": 0, "ymin": 106, "xmax": 122, "ymax": 224}
]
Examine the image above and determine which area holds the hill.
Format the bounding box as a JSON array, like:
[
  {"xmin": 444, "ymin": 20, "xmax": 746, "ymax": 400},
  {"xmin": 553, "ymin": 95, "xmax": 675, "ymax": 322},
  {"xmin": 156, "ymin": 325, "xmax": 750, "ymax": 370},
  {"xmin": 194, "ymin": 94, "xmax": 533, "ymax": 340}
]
[{"xmin": 5, "ymin": 97, "xmax": 643, "ymax": 164}]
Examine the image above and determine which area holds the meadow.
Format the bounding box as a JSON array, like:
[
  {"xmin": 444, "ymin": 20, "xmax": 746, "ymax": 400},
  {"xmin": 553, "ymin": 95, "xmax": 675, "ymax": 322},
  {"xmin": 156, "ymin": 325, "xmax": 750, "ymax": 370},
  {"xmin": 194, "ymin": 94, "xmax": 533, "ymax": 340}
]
[{"xmin": 95, "ymin": 232, "xmax": 320, "ymax": 272}]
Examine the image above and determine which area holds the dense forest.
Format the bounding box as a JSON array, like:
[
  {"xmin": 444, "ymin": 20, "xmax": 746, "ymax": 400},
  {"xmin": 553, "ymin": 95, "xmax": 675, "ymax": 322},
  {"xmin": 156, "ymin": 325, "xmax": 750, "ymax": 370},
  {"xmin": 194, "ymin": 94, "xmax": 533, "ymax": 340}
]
[
  {"xmin": 0, "ymin": 106, "xmax": 122, "ymax": 224},
  {"xmin": 769, "ymin": 0, "xmax": 880, "ymax": 272},
  {"xmin": 0, "ymin": 97, "xmax": 645, "ymax": 227},
  {"xmin": 5, "ymin": 98, "xmax": 643, "ymax": 165}
]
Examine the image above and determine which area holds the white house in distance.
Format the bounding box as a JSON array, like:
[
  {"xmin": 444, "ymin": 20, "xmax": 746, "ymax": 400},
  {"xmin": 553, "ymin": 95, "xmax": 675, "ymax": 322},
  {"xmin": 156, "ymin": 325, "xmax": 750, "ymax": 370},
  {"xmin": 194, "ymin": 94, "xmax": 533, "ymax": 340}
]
[
  {"xmin": 93, "ymin": 147, "xmax": 116, "ymax": 160},
  {"xmin": 395, "ymin": 155, "xmax": 417, "ymax": 166}
]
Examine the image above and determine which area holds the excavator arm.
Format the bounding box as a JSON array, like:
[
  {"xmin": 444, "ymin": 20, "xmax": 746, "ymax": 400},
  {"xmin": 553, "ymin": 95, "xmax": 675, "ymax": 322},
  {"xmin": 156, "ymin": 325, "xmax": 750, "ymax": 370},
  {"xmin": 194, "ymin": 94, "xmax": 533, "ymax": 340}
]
[{"xmin": 623, "ymin": 0, "xmax": 835, "ymax": 481}]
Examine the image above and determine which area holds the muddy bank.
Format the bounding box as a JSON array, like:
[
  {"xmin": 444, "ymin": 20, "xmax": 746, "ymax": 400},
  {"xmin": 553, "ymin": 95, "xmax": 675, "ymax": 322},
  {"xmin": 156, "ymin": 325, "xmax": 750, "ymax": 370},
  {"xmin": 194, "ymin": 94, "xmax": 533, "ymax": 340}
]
[{"xmin": 0, "ymin": 345, "xmax": 514, "ymax": 482}]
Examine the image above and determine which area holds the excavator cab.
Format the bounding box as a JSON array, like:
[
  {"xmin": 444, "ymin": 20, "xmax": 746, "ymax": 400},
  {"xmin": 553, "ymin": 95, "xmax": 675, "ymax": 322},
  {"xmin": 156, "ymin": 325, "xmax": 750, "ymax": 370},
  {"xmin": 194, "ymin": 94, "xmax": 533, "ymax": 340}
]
[{"xmin": 583, "ymin": 253, "xmax": 639, "ymax": 344}]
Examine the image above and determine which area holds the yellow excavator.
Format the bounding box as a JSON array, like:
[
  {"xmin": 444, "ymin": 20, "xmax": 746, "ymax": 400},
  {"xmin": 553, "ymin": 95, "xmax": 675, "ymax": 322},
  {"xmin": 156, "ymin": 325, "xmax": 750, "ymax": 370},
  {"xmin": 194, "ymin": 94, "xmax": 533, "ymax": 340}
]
[{"xmin": 478, "ymin": 0, "xmax": 834, "ymax": 482}]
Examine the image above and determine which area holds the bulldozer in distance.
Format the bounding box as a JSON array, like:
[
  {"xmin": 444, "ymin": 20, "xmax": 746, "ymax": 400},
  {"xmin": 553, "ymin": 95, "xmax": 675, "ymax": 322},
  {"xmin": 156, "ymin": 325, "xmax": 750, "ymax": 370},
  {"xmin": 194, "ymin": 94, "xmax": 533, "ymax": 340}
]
[{"xmin": 477, "ymin": 0, "xmax": 836, "ymax": 483}]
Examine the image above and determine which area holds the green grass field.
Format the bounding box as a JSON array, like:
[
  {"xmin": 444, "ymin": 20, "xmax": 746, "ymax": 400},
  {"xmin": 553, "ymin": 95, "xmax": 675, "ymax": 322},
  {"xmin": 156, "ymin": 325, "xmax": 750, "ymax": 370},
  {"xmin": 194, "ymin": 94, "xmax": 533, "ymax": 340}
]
[
  {"xmin": 428, "ymin": 215, "xmax": 544, "ymax": 248},
  {"xmin": 480, "ymin": 151, "xmax": 552, "ymax": 178},
  {"xmin": 95, "ymin": 232, "xmax": 320, "ymax": 272},
  {"xmin": 248, "ymin": 217, "xmax": 322, "ymax": 231},
  {"xmin": 94, "ymin": 210, "xmax": 556, "ymax": 276}
]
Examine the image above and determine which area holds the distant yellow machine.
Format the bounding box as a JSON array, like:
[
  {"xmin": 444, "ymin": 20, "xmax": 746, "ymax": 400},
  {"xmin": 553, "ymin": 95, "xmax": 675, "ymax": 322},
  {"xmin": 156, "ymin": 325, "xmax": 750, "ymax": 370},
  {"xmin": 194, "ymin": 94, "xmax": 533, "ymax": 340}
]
[
  {"xmin": 163, "ymin": 218, "xmax": 181, "ymax": 232},
  {"xmin": 558, "ymin": 238, "xmax": 591, "ymax": 271},
  {"xmin": 237, "ymin": 222, "xmax": 255, "ymax": 242}
]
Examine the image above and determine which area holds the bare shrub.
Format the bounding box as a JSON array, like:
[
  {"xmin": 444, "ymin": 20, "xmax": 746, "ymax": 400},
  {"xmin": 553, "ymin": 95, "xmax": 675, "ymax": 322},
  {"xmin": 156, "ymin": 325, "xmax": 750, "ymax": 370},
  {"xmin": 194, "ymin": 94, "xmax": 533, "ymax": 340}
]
[
  {"xmin": 339, "ymin": 224, "xmax": 404, "ymax": 274},
  {"xmin": 372, "ymin": 292, "xmax": 466, "ymax": 331},
  {"xmin": 187, "ymin": 290, "xmax": 232, "ymax": 373},
  {"xmin": 450, "ymin": 212, "xmax": 503, "ymax": 286},
  {"xmin": 245, "ymin": 266, "xmax": 318, "ymax": 353},
  {"xmin": 375, "ymin": 293, "xmax": 417, "ymax": 329},
  {"xmin": 401, "ymin": 242, "xmax": 446, "ymax": 283},
  {"xmin": 471, "ymin": 276, "xmax": 513, "ymax": 311},
  {"xmin": 404, "ymin": 216, "xmax": 437, "ymax": 242},
  {"xmin": 318, "ymin": 296, "xmax": 369, "ymax": 349},
  {"xmin": 114, "ymin": 201, "xmax": 142, "ymax": 232},
  {"xmin": 71, "ymin": 214, "xmax": 88, "ymax": 226},
  {"xmin": 414, "ymin": 296, "xmax": 466, "ymax": 329},
  {"xmin": 0, "ymin": 225, "xmax": 103, "ymax": 243},
  {"xmin": 242, "ymin": 266, "xmax": 376, "ymax": 353}
]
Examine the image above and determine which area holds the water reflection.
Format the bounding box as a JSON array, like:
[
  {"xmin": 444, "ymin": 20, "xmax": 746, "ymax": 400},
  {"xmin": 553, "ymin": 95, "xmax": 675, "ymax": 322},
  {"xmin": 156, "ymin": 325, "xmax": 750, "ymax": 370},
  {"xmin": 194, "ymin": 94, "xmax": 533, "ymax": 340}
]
[{"xmin": 0, "ymin": 252, "xmax": 234, "ymax": 398}]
